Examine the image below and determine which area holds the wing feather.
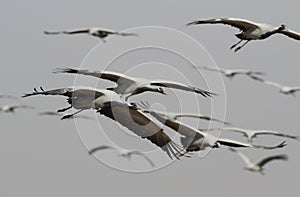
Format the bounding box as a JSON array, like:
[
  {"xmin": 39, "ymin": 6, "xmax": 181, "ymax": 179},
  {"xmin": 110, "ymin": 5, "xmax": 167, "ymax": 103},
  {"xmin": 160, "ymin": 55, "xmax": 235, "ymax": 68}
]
[
  {"xmin": 187, "ymin": 18, "xmax": 260, "ymax": 31},
  {"xmin": 98, "ymin": 102, "xmax": 182, "ymax": 159}
]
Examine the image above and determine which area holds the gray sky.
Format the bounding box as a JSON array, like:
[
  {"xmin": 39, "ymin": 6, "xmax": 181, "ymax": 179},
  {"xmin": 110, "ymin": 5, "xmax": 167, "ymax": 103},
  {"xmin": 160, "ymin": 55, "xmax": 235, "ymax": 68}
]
[{"xmin": 1, "ymin": 0, "xmax": 300, "ymax": 196}]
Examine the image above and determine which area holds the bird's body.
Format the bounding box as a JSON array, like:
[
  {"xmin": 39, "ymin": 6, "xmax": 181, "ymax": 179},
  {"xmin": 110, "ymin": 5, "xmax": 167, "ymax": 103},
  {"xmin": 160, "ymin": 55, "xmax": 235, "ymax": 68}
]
[
  {"xmin": 187, "ymin": 17, "xmax": 300, "ymax": 52},
  {"xmin": 54, "ymin": 68, "xmax": 216, "ymax": 101},
  {"xmin": 250, "ymin": 76, "xmax": 300, "ymax": 96},
  {"xmin": 44, "ymin": 27, "xmax": 137, "ymax": 42},
  {"xmin": 229, "ymin": 148, "xmax": 288, "ymax": 174},
  {"xmin": 89, "ymin": 145, "xmax": 155, "ymax": 167},
  {"xmin": 217, "ymin": 127, "xmax": 299, "ymax": 142},
  {"xmin": 201, "ymin": 66, "xmax": 264, "ymax": 79},
  {"xmin": 0, "ymin": 104, "xmax": 33, "ymax": 113},
  {"xmin": 141, "ymin": 109, "xmax": 286, "ymax": 152},
  {"xmin": 23, "ymin": 87, "xmax": 182, "ymax": 159}
]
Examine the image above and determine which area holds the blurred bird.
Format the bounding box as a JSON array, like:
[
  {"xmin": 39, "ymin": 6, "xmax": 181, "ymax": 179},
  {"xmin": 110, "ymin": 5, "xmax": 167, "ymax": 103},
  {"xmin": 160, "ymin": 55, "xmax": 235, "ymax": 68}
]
[
  {"xmin": 44, "ymin": 27, "xmax": 137, "ymax": 42},
  {"xmin": 187, "ymin": 17, "xmax": 300, "ymax": 52},
  {"xmin": 207, "ymin": 127, "xmax": 299, "ymax": 142},
  {"xmin": 54, "ymin": 67, "xmax": 216, "ymax": 101},
  {"xmin": 0, "ymin": 104, "xmax": 33, "ymax": 113},
  {"xmin": 89, "ymin": 145, "xmax": 155, "ymax": 167},
  {"xmin": 250, "ymin": 75, "xmax": 300, "ymax": 96},
  {"xmin": 229, "ymin": 148, "xmax": 288, "ymax": 175},
  {"xmin": 200, "ymin": 66, "xmax": 264, "ymax": 80}
]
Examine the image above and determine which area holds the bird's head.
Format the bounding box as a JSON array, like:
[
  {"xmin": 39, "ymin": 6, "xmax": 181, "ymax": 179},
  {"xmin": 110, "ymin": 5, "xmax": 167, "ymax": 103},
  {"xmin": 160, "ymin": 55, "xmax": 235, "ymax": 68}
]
[
  {"xmin": 278, "ymin": 24, "xmax": 286, "ymax": 31},
  {"xmin": 212, "ymin": 142, "xmax": 220, "ymax": 148},
  {"xmin": 156, "ymin": 87, "xmax": 167, "ymax": 95}
]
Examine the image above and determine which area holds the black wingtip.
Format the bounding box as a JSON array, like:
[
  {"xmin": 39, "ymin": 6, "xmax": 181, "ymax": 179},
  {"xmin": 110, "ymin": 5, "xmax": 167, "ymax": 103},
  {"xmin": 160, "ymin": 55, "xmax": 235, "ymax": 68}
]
[{"xmin": 186, "ymin": 21, "xmax": 199, "ymax": 26}]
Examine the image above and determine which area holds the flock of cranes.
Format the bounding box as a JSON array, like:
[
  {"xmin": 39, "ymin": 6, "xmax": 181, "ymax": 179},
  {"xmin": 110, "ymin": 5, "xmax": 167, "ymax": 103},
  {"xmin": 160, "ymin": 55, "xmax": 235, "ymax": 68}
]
[{"xmin": 2, "ymin": 17, "xmax": 300, "ymax": 173}]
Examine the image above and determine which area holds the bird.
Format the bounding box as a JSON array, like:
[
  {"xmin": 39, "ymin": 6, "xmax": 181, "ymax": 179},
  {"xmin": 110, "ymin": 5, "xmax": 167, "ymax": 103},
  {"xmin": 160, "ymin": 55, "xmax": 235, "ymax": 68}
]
[
  {"xmin": 136, "ymin": 104, "xmax": 286, "ymax": 152},
  {"xmin": 22, "ymin": 87, "xmax": 111, "ymax": 119},
  {"xmin": 250, "ymin": 75, "xmax": 300, "ymax": 96},
  {"xmin": 38, "ymin": 111, "xmax": 93, "ymax": 120},
  {"xmin": 54, "ymin": 67, "xmax": 216, "ymax": 101},
  {"xmin": 0, "ymin": 104, "xmax": 33, "ymax": 113},
  {"xmin": 187, "ymin": 17, "xmax": 300, "ymax": 52},
  {"xmin": 138, "ymin": 101, "xmax": 230, "ymax": 125},
  {"xmin": 88, "ymin": 145, "xmax": 155, "ymax": 167},
  {"xmin": 23, "ymin": 87, "xmax": 183, "ymax": 159},
  {"xmin": 206, "ymin": 127, "xmax": 299, "ymax": 142},
  {"xmin": 44, "ymin": 27, "xmax": 138, "ymax": 42},
  {"xmin": 200, "ymin": 66, "xmax": 265, "ymax": 80},
  {"xmin": 229, "ymin": 148, "xmax": 288, "ymax": 175}
]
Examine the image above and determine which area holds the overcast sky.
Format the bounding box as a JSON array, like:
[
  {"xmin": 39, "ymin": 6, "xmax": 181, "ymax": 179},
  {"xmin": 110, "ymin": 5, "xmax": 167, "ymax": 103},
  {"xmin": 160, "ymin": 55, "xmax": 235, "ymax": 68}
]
[{"xmin": 1, "ymin": 0, "xmax": 300, "ymax": 196}]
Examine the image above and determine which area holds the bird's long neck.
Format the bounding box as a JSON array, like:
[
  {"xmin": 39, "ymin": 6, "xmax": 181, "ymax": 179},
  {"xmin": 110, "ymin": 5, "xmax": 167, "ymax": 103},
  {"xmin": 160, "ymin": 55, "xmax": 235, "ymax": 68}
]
[
  {"xmin": 261, "ymin": 27, "xmax": 283, "ymax": 39},
  {"xmin": 135, "ymin": 86, "xmax": 157, "ymax": 94}
]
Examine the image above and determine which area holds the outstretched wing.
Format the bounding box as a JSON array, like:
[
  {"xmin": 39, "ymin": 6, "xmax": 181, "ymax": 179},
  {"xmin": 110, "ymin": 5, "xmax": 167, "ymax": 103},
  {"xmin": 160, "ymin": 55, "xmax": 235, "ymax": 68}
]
[
  {"xmin": 150, "ymin": 80, "xmax": 216, "ymax": 97},
  {"xmin": 201, "ymin": 66, "xmax": 226, "ymax": 74},
  {"xmin": 250, "ymin": 76, "xmax": 283, "ymax": 89},
  {"xmin": 88, "ymin": 145, "xmax": 116, "ymax": 154},
  {"xmin": 255, "ymin": 130, "xmax": 299, "ymax": 140},
  {"xmin": 174, "ymin": 113, "xmax": 230, "ymax": 125},
  {"xmin": 98, "ymin": 101, "xmax": 183, "ymax": 159},
  {"xmin": 22, "ymin": 87, "xmax": 75, "ymax": 98},
  {"xmin": 187, "ymin": 18, "xmax": 260, "ymax": 31},
  {"xmin": 23, "ymin": 87, "xmax": 104, "ymax": 110},
  {"xmin": 54, "ymin": 68, "xmax": 136, "ymax": 93},
  {"xmin": 229, "ymin": 148, "xmax": 252, "ymax": 167},
  {"xmin": 256, "ymin": 154, "xmax": 288, "ymax": 168},
  {"xmin": 218, "ymin": 138, "xmax": 286, "ymax": 150},
  {"xmin": 222, "ymin": 127, "xmax": 249, "ymax": 135},
  {"xmin": 106, "ymin": 31, "xmax": 138, "ymax": 37},
  {"xmin": 128, "ymin": 151, "xmax": 155, "ymax": 167},
  {"xmin": 44, "ymin": 28, "xmax": 90, "ymax": 35},
  {"xmin": 279, "ymin": 28, "xmax": 300, "ymax": 40}
]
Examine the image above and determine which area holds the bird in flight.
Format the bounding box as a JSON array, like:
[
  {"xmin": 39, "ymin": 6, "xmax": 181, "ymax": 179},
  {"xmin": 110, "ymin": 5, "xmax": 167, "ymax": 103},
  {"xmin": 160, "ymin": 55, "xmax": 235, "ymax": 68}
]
[
  {"xmin": 187, "ymin": 17, "xmax": 300, "ymax": 52},
  {"xmin": 23, "ymin": 87, "xmax": 110, "ymax": 119},
  {"xmin": 0, "ymin": 104, "xmax": 33, "ymax": 113},
  {"xmin": 229, "ymin": 148, "xmax": 288, "ymax": 175},
  {"xmin": 44, "ymin": 27, "xmax": 137, "ymax": 42},
  {"xmin": 23, "ymin": 87, "xmax": 183, "ymax": 159},
  {"xmin": 206, "ymin": 127, "xmax": 299, "ymax": 142},
  {"xmin": 250, "ymin": 75, "xmax": 300, "ymax": 96},
  {"xmin": 54, "ymin": 67, "xmax": 216, "ymax": 101},
  {"xmin": 89, "ymin": 145, "xmax": 155, "ymax": 167},
  {"xmin": 137, "ymin": 103, "xmax": 286, "ymax": 152},
  {"xmin": 200, "ymin": 66, "xmax": 265, "ymax": 80}
]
